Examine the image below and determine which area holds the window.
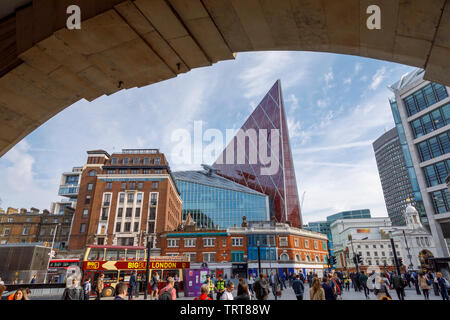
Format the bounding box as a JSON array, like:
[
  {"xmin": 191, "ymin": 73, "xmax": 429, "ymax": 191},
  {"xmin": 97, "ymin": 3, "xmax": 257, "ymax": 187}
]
[
  {"xmin": 222, "ymin": 239, "xmax": 226, "ymax": 247},
  {"xmin": 106, "ymin": 182, "xmax": 112, "ymax": 190},
  {"xmin": 87, "ymin": 183, "xmax": 93, "ymax": 191},
  {"xmin": 123, "ymin": 158, "xmax": 129, "ymax": 164},
  {"xmin": 305, "ymin": 240, "xmax": 309, "ymax": 248},
  {"xmin": 314, "ymin": 241, "xmax": 318, "ymax": 249},
  {"xmin": 4, "ymin": 228, "xmax": 10, "ymax": 236},
  {"xmin": 85, "ymin": 195, "xmax": 91, "ymax": 204},
  {"xmin": 147, "ymin": 221, "xmax": 155, "ymax": 233},
  {"xmin": 152, "ymin": 182, "xmax": 159, "ymax": 189},
  {"xmin": 294, "ymin": 238, "xmax": 299, "ymax": 247},
  {"xmin": 80, "ymin": 224, "xmax": 86, "ymax": 233},
  {"xmin": 203, "ymin": 238, "xmax": 215, "ymax": 247},
  {"xmin": 115, "ymin": 223, "xmax": 121, "ymax": 232},
  {"xmin": 143, "ymin": 169, "xmax": 151, "ymax": 174},
  {"xmin": 280, "ymin": 253, "xmax": 289, "ymax": 261},
  {"xmin": 88, "ymin": 170, "xmax": 96, "ymax": 176},
  {"xmin": 203, "ymin": 253, "xmax": 215, "ymax": 262},
  {"xmin": 126, "ymin": 208, "xmax": 132, "ymax": 217},
  {"xmin": 119, "ymin": 193, "xmax": 125, "ymax": 203},
  {"xmin": 135, "ymin": 208, "xmax": 140, "ymax": 217},
  {"xmin": 184, "ymin": 238, "xmax": 196, "ymax": 247},
  {"xmin": 149, "ymin": 207, "xmax": 156, "ymax": 220},
  {"xmin": 367, "ymin": 252, "xmax": 371, "ymax": 256},
  {"xmin": 117, "ymin": 208, "xmax": 123, "ymax": 218},
  {"xmin": 124, "ymin": 222, "xmax": 131, "ymax": 232},
  {"xmin": 154, "ymin": 157, "xmax": 161, "ymax": 164},
  {"xmin": 150, "ymin": 193, "xmax": 158, "ymax": 205},
  {"xmin": 129, "ymin": 182, "xmax": 136, "ymax": 189},
  {"xmin": 279, "ymin": 237, "xmax": 288, "ymax": 246},
  {"xmin": 295, "ymin": 254, "xmax": 301, "ymax": 262},
  {"xmin": 154, "ymin": 170, "xmax": 162, "ymax": 174},
  {"xmin": 134, "ymin": 222, "xmax": 139, "ymax": 232},
  {"xmin": 127, "ymin": 193, "xmax": 134, "ymax": 203},
  {"xmin": 315, "ymin": 256, "xmax": 320, "ymax": 262},
  {"xmin": 133, "ymin": 157, "xmax": 140, "ymax": 165},
  {"xmin": 119, "ymin": 169, "xmax": 127, "ymax": 174},
  {"xmin": 232, "ymin": 237, "xmax": 243, "ymax": 246},
  {"xmin": 373, "ymin": 245, "xmax": 376, "ymax": 248},
  {"xmin": 374, "ymin": 252, "xmax": 378, "ymax": 256},
  {"xmin": 138, "ymin": 182, "xmax": 143, "ymax": 189},
  {"xmin": 111, "ymin": 158, "xmax": 118, "ymax": 164},
  {"xmin": 121, "ymin": 182, "xmax": 126, "ymax": 189},
  {"xmin": 306, "ymin": 255, "xmax": 311, "ymax": 262},
  {"xmin": 168, "ymin": 239, "xmax": 179, "ymax": 247},
  {"xmin": 101, "ymin": 208, "xmax": 108, "ymax": 221},
  {"xmin": 130, "ymin": 169, "xmax": 139, "ymax": 174},
  {"xmin": 184, "ymin": 253, "xmax": 196, "ymax": 262},
  {"xmin": 143, "ymin": 157, "xmax": 150, "ymax": 165},
  {"xmin": 137, "ymin": 194, "xmax": 143, "ymax": 203},
  {"xmin": 103, "ymin": 193, "xmax": 111, "ymax": 205}
]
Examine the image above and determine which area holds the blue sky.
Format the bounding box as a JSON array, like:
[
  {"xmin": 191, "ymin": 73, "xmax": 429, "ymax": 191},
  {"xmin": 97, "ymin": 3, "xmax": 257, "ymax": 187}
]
[{"xmin": 0, "ymin": 51, "xmax": 415, "ymax": 224}]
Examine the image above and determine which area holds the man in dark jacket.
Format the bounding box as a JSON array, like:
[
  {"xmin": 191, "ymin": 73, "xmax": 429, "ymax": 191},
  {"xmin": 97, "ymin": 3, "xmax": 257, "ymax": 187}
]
[
  {"xmin": 359, "ymin": 271, "xmax": 370, "ymax": 299},
  {"xmin": 392, "ymin": 272, "xmax": 406, "ymax": 300},
  {"xmin": 115, "ymin": 282, "xmax": 127, "ymax": 300},
  {"xmin": 128, "ymin": 271, "xmax": 137, "ymax": 300},
  {"xmin": 321, "ymin": 277, "xmax": 336, "ymax": 300},
  {"xmin": 62, "ymin": 279, "xmax": 84, "ymax": 300},
  {"xmin": 292, "ymin": 275, "xmax": 304, "ymax": 300},
  {"xmin": 269, "ymin": 271, "xmax": 282, "ymax": 300},
  {"xmin": 254, "ymin": 274, "xmax": 269, "ymax": 300}
]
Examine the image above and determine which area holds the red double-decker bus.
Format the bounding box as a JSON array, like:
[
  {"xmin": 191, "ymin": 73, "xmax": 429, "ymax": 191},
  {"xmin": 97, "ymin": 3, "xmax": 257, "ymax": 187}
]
[
  {"xmin": 81, "ymin": 245, "xmax": 190, "ymax": 297},
  {"xmin": 47, "ymin": 259, "xmax": 80, "ymax": 283}
]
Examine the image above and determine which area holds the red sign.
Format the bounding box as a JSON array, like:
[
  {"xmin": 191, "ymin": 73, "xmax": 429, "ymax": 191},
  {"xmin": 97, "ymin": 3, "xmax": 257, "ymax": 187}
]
[{"xmin": 83, "ymin": 260, "xmax": 190, "ymax": 271}]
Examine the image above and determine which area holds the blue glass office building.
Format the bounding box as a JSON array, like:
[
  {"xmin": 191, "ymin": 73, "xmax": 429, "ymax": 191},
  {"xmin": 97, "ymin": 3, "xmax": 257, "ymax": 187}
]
[{"xmin": 173, "ymin": 167, "xmax": 270, "ymax": 229}]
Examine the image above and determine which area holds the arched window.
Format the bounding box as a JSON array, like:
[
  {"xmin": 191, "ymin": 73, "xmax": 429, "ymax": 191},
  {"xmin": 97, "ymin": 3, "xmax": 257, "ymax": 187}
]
[
  {"xmin": 315, "ymin": 256, "xmax": 320, "ymax": 262},
  {"xmin": 88, "ymin": 170, "xmax": 96, "ymax": 176},
  {"xmin": 306, "ymin": 255, "xmax": 311, "ymax": 262},
  {"xmin": 295, "ymin": 254, "xmax": 300, "ymax": 262},
  {"xmin": 280, "ymin": 253, "xmax": 289, "ymax": 261}
]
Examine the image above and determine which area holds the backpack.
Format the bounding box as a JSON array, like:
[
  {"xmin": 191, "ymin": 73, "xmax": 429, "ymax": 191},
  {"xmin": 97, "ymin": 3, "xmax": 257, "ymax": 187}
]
[
  {"xmin": 255, "ymin": 280, "xmax": 268, "ymax": 299},
  {"xmin": 159, "ymin": 287, "xmax": 173, "ymax": 300}
]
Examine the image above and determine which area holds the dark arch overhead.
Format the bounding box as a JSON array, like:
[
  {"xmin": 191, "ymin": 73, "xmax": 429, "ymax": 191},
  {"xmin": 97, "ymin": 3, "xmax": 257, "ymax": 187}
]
[{"xmin": 0, "ymin": 0, "xmax": 449, "ymax": 157}]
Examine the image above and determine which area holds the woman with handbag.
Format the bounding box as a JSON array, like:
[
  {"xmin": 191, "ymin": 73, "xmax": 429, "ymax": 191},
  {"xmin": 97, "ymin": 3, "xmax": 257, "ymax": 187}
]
[{"xmin": 418, "ymin": 272, "xmax": 431, "ymax": 300}]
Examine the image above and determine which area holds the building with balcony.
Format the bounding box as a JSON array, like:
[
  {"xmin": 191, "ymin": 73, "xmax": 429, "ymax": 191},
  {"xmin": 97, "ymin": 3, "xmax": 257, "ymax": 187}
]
[
  {"xmin": 50, "ymin": 166, "xmax": 83, "ymax": 215},
  {"xmin": 388, "ymin": 68, "xmax": 450, "ymax": 257},
  {"xmin": 68, "ymin": 149, "xmax": 182, "ymax": 250}
]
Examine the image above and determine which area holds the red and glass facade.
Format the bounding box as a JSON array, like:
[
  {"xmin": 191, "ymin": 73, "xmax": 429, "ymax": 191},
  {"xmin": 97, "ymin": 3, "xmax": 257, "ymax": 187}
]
[{"xmin": 212, "ymin": 80, "xmax": 302, "ymax": 227}]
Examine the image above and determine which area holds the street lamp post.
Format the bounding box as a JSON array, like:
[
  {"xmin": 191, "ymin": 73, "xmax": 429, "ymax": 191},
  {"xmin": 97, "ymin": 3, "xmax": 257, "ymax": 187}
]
[
  {"xmin": 144, "ymin": 234, "xmax": 153, "ymax": 300},
  {"xmin": 348, "ymin": 235, "xmax": 359, "ymax": 273},
  {"xmin": 44, "ymin": 223, "xmax": 60, "ymax": 284},
  {"xmin": 389, "ymin": 235, "xmax": 402, "ymax": 275},
  {"xmin": 402, "ymin": 230, "xmax": 414, "ymax": 270},
  {"xmin": 257, "ymin": 240, "xmax": 261, "ymax": 277}
]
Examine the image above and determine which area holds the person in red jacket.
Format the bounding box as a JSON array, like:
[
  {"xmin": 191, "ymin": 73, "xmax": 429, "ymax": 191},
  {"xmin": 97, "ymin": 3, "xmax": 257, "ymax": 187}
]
[{"xmin": 194, "ymin": 284, "xmax": 212, "ymax": 300}]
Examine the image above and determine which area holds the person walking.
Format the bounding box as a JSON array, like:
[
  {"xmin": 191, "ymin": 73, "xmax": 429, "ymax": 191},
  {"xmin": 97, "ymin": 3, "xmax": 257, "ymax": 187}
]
[
  {"xmin": 95, "ymin": 274, "xmax": 104, "ymax": 300},
  {"xmin": 220, "ymin": 281, "xmax": 235, "ymax": 300},
  {"xmin": 114, "ymin": 282, "xmax": 128, "ymax": 300},
  {"xmin": 309, "ymin": 277, "xmax": 325, "ymax": 300},
  {"xmin": 128, "ymin": 271, "xmax": 137, "ymax": 300},
  {"xmin": 269, "ymin": 271, "xmax": 282, "ymax": 300},
  {"xmin": 235, "ymin": 282, "xmax": 250, "ymax": 300},
  {"xmin": 174, "ymin": 274, "xmax": 180, "ymax": 298},
  {"xmin": 158, "ymin": 277, "xmax": 176, "ymax": 300},
  {"xmin": 436, "ymin": 272, "xmax": 450, "ymax": 300},
  {"xmin": 307, "ymin": 273, "xmax": 313, "ymax": 288},
  {"xmin": 150, "ymin": 271, "xmax": 159, "ymax": 301},
  {"xmin": 281, "ymin": 273, "xmax": 287, "ymax": 289},
  {"xmin": 412, "ymin": 271, "xmax": 421, "ymax": 295},
  {"xmin": 374, "ymin": 274, "xmax": 391, "ymax": 300},
  {"xmin": 254, "ymin": 274, "xmax": 269, "ymax": 301},
  {"xmin": 194, "ymin": 284, "xmax": 212, "ymax": 300},
  {"xmin": 321, "ymin": 277, "xmax": 335, "ymax": 300},
  {"xmin": 359, "ymin": 271, "xmax": 370, "ymax": 299},
  {"xmin": 331, "ymin": 273, "xmax": 342, "ymax": 300},
  {"xmin": 418, "ymin": 272, "xmax": 431, "ymax": 300},
  {"xmin": 30, "ymin": 275, "xmax": 36, "ymax": 284},
  {"xmin": 292, "ymin": 274, "xmax": 305, "ymax": 300},
  {"xmin": 248, "ymin": 273, "xmax": 255, "ymax": 296},
  {"xmin": 83, "ymin": 278, "xmax": 91, "ymax": 300},
  {"xmin": 215, "ymin": 274, "xmax": 226, "ymax": 300},
  {"xmin": 62, "ymin": 279, "xmax": 83, "ymax": 300},
  {"xmin": 392, "ymin": 272, "xmax": 406, "ymax": 300}
]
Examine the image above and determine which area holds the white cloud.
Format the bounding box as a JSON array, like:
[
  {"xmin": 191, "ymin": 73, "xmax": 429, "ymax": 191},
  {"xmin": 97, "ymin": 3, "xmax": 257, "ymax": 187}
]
[
  {"xmin": 344, "ymin": 77, "xmax": 352, "ymax": 84},
  {"xmin": 370, "ymin": 66, "xmax": 387, "ymax": 90},
  {"xmin": 354, "ymin": 62, "xmax": 362, "ymax": 74}
]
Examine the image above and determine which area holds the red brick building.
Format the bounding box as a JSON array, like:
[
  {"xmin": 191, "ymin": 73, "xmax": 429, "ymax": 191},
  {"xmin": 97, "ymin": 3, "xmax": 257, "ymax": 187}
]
[{"xmin": 68, "ymin": 149, "xmax": 182, "ymax": 250}]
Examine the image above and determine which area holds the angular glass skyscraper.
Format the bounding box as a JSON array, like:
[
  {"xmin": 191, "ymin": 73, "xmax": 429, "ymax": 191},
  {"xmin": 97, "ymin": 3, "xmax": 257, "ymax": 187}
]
[{"xmin": 212, "ymin": 80, "xmax": 302, "ymax": 227}]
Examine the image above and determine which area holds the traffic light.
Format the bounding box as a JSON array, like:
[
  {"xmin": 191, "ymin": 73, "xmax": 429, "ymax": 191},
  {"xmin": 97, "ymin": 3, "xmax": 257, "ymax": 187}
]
[
  {"xmin": 397, "ymin": 257, "xmax": 403, "ymax": 266},
  {"xmin": 330, "ymin": 256, "xmax": 337, "ymax": 265},
  {"xmin": 356, "ymin": 254, "xmax": 363, "ymax": 264}
]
